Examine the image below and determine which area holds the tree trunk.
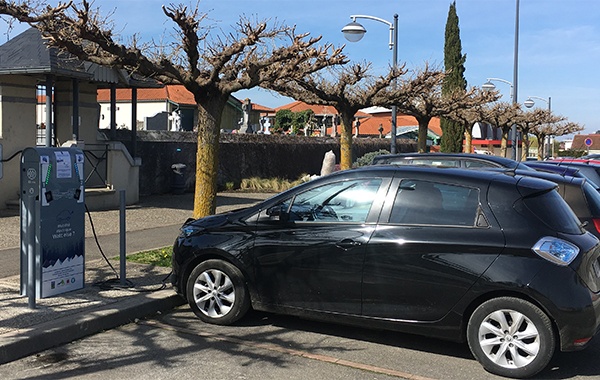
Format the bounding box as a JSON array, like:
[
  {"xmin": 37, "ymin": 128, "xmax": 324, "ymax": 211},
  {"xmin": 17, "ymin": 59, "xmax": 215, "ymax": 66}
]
[
  {"xmin": 500, "ymin": 128, "xmax": 509, "ymax": 158},
  {"xmin": 340, "ymin": 114, "xmax": 354, "ymax": 170},
  {"xmin": 521, "ymin": 131, "xmax": 530, "ymax": 161},
  {"xmin": 417, "ymin": 116, "xmax": 432, "ymax": 153},
  {"xmin": 193, "ymin": 98, "xmax": 226, "ymax": 218},
  {"xmin": 464, "ymin": 126, "xmax": 472, "ymax": 153},
  {"xmin": 537, "ymin": 134, "xmax": 547, "ymax": 161}
]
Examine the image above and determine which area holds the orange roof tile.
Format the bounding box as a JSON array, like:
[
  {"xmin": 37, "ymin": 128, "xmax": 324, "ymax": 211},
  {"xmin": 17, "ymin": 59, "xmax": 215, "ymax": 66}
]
[
  {"xmin": 276, "ymin": 101, "xmax": 338, "ymax": 115},
  {"xmin": 275, "ymin": 100, "xmax": 441, "ymax": 136},
  {"xmin": 358, "ymin": 115, "xmax": 441, "ymax": 136},
  {"xmin": 97, "ymin": 84, "xmax": 271, "ymax": 110}
]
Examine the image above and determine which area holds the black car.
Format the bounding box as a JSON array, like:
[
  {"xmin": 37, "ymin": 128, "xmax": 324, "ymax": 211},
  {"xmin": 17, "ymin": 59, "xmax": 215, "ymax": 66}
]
[
  {"xmin": 509, "ymin": 169, "xmax": 600, "ymax": 238},
  {"xmin": 371, "ymin": 152, "xmax": 533, "ymax": 170},
  {"xmin": 534, "ymin": 160, "xmax": 600, "ymax": 187},
  {"xmin": 525, "ymin": 161, "xmax": 589, "ymax": 180},
  {"xmin": 172, "ymin": 166, "xmax": 600, "ymax": 378}
]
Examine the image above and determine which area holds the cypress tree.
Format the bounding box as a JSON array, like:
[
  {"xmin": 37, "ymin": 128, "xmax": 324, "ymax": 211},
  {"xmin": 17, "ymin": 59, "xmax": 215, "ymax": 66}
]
[{"xmin": 440, "ymin": 1, "xmax": 468, "ymax": 152}]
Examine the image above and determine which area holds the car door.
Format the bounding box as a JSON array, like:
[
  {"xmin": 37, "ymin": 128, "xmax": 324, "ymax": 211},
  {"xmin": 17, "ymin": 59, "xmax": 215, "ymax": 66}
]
[
  {"xmin": 248, "ymin": 176, "xmax": 390, "ymax": 315},
  {"xmin": 362, "ymin": 177, "xmax": 505, "ymax": 322}
]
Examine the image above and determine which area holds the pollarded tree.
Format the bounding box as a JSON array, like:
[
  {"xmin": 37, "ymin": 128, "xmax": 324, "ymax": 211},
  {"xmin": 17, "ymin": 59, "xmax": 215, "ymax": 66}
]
[
  {"xmin": 445, "ymin": 87, "xmax": 500, "ymax": 153},
  {"xmin": 481, "ymin": 101, "xmax": 522, "ymax": 158},
  {"xmin": 530, "ymin": 119, "xmax": 583, "ymax": 160},
  {"xmin": 382, "ymin": 65, "xmax": 485, "ymax": 153},
  {"xmin": 514, "ymin": 108, "xmax": 566, "ymax": 161},
  {"xmin": 268, "ymin": 62, "xmax": 408, "ymax": 169},
  {"xmin": 0, "ymin": 0, "xmax": 346, "ymax": 217}
]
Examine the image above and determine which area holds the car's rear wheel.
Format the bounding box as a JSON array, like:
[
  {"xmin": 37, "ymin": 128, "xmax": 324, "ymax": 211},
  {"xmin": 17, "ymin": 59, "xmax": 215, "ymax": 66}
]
[
  {"xmin": 467, "ymin": 297, "xmax": 555, "ymax": 379},
  {"xmin": 186, "ymin": 259, "xmax": 250, "ymax": 325}
]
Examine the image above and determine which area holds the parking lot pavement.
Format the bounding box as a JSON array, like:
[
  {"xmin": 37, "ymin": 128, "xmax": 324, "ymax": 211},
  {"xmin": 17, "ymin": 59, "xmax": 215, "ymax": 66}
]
[{"xmin": 0, "ymin": 191, "xmax": 271, "ymax": 364}]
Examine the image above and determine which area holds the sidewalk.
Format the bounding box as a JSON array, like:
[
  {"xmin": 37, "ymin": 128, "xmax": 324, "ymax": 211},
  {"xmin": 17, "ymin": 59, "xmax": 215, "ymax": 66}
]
[{"xmin": 0, "ymin": 191, "xmax": 271, "ymax": 364}]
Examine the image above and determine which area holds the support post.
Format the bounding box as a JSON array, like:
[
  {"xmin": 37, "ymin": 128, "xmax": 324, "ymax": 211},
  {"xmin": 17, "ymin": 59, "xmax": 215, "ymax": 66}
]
[
  {"xmin": 26, "ymin": 194, "xmax": 36, "ymax": 309},
  {"xmin": 119, "ymin": 190, "xmax": 127, "ymax": 286}
]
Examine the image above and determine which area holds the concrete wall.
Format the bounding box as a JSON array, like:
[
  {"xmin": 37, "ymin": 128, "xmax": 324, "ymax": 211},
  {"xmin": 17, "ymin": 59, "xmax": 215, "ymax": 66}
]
[
  {"xmin": 82, "ymin": 140, "xmax": 140, "ymax": 210},
  {"xmin": 54, "ymin": 80, "xmax": 102, "ymax": 146},
  {"xmin": 116, "ymin": 130, "xmax": 416, "ymax": 196},
  {"xmin": 0, "ymin": 76, "xmax": 139, "ymax": 211},
  {"xmin": 0, "ymin": 75, "xmax": 38, "ymax": 207}
]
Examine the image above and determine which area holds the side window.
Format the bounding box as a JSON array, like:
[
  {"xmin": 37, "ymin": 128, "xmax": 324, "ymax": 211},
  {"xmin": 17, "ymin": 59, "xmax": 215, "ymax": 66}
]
[
  {"xmin": 411, "ymin": 159, "xmax": 460, "ymax": 168},
  {"xmin": 287, "ymin": 179, "xmax": 382, "ymax": 223},
  {"xmin": 463, "ymin": 160, "xmax": 497, "ymax": 168},
  {"xmin": 389, "ymin": 180, "xmax": 479, "ymax": 226}
]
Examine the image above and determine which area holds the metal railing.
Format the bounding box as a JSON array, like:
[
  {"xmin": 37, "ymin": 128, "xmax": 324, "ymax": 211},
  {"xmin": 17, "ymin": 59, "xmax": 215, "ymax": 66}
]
[{"xmin": 83, "ymin": 144, "xmax": 109, "ymax": 189}]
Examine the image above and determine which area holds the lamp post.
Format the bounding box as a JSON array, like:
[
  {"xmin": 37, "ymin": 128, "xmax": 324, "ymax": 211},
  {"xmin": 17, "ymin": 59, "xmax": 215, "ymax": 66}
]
[
  {"xmin": 342, "ymin": 14, "xmax": 398, "ymax": 153},
  {"xmin": 481, "ymin": 0, "xmax": 520, "ymax": 160},
  {"xmin": 482, "ymin": 78, "xmax": 519, "ymax": 159},
  {"xmin": 524, "ymin": 95, "xmax": 552, "ymax": 158},
  {"xmin": 524, "ymin": 96, "xmax": 551, "ymax": 111}
]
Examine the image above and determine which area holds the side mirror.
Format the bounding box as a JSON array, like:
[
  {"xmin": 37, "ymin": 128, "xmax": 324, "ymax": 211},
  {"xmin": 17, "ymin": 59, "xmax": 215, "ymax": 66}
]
[{"xmin": 267, "ymin": 204, "xmax": 290, "ymax": 222}]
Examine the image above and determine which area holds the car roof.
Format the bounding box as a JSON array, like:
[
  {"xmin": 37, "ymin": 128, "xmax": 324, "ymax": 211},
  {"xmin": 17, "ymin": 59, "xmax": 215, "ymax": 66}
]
[
  {"xmin": 314, "ymin": 165, "xmax": 558, "ymax": 196},
  {"xmin": 551, "ymin": 158, "xmax": 600, "ymax": 166},
  {"xmin": 524, "ymin": 161, "xmax": 582, "ymax": 177},
  {"xmin": 372, "ymin": 152, "xmax": 529, "ymax": 169},
  {"xmin": 513, "ymin": 168, "xmax": 585, "ymax": 187}
]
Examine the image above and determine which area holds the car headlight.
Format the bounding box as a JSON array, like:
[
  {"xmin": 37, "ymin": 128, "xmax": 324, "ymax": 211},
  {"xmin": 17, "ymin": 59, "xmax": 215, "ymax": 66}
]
[
  {"xmin": 179, "ymin": 224, "xmax": 204, "ymax": 238},
  {"xmin": 532, "ymin": 237, "xmax": 579, "ymax": 266}
]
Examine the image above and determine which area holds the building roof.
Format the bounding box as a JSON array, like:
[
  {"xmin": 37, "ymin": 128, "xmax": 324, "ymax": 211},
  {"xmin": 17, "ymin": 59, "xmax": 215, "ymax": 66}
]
[
  {"xmin": 275, "ymin": 101, "xmax": 370, "ymax": 118},
  {"xmin": 97, "ymin": 84, "xmax": 273, "ymax": 112},
  {"xmin": 0, "ymin": 27, "xmax": 159, "ymax": 87},
  {"xmin": 276, "ymin": 100, "xmax": 441, "ymax": 137},
  {"xmin": 571, "ymin": 134, "xmax": 600, "ymax": 151},
  {"xmin": 358, "ymin": 114, "xmax": 441, "ymax": 137},
  {"xmin": 0, "ymin": 28, "xmax": 90, "ymax": 79}
]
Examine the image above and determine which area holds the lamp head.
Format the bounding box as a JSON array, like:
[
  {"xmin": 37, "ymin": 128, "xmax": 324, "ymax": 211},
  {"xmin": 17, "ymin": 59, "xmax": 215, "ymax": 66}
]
[
  {"xmin": 482, "ymin": 81, "xmax": 496, "ymax": 91},
  {"xmin": 342, "ymin": 21, "xmax": 367, "ymax": 43},
  {"xmin": 524, "ymin": 98, "xmax": 535, "ymax": 108}
]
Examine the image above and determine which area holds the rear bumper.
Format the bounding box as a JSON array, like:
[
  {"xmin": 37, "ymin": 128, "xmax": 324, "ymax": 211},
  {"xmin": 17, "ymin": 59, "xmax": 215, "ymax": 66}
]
[{"xmin": 528, "ymin": 264, "xmax": 600, "ymax": 352}]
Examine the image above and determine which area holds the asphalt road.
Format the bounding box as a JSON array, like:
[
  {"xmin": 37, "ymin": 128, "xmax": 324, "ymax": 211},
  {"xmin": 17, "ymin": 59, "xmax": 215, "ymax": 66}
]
[{"xmin": 2, "ymin": 306, "xmax": 600, "ymax": 379}]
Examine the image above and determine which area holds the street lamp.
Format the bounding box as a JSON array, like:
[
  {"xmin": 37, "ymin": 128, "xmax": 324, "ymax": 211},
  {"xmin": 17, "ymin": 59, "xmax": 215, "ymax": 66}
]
[
  {"xmin": 524, "ymin": 95, "xmax": 552, "ymax": 158},
  {"xmin": 342, "ymin": 14, "xmax": 398, "ymax": 153},
  {"xmin": 524, "ymin": 96, "xmax": 551, "ymax": 111},
  {"xmin": 482, "ymin": 0, "xmax": 520, "ymax": 160},
  {"xmin": 483, "ymin": 77, "xmax": 518, "ymax": 160}
]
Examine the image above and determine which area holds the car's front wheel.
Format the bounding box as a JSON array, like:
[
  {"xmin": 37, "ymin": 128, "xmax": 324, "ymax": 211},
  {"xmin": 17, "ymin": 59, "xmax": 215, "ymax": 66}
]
[
  {"xmin": 186, "ymin": 259, "xmax": 250, "ymax": 325},
  {"xmin": 467, "ymin": 297, "xmax": 555, "ymax": 378}
]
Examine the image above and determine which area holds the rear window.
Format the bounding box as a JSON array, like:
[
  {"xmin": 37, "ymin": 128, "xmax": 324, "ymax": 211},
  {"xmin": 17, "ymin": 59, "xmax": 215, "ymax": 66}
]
[{"xmin": 522, "ymin": 190, "xmax": 583, "ymax": 234}]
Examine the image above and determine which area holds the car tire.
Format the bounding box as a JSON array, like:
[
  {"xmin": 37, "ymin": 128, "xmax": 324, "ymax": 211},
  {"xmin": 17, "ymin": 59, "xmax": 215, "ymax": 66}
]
[
  {"xmin": 466, "ymin": 297, "xmax": 555, "ymax": 379},
  {"xmin": 186, "ymin": 259, "xmax": 250, "ymax": 325}
]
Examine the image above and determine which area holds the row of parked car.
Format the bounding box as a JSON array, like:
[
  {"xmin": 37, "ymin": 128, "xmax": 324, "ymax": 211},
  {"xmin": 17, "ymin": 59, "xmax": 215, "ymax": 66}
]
[{"xmin": 171, "ymin": 153, "xmax": 600, "ymax": 379}]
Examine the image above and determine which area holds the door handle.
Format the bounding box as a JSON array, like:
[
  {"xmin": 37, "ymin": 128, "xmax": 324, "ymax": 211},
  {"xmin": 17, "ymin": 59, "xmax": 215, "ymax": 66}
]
[{"xmin": 336, "ymin": 239, "xmax": 362, "ymax": 250}]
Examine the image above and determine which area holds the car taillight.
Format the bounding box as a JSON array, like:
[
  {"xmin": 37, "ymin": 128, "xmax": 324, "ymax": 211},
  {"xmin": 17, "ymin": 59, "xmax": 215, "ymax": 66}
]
[
  {"xmin": 593, "ymin": 218, "xmax": 600, "ymax": 234},
  {"xmin": 532, "ymin": 237, "xmax": 579, "ymax": 266}
]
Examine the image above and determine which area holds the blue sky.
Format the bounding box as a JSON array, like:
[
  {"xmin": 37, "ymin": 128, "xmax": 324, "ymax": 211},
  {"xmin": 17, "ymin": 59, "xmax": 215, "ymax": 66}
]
[{"xmin": 3, "ymin": 0, "xmax": 599, "ymax": 136}]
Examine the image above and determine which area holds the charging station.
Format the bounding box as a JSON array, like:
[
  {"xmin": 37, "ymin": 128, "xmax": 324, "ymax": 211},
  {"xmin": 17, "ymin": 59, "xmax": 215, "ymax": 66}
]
[{"xmin": 20, "ymin": 147, "xmax": 85, "ymax": 299}]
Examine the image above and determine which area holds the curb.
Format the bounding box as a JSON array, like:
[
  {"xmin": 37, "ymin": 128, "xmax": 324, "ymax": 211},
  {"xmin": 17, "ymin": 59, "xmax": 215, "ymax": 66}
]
[{"xmin": 0, "ymin": 289, "xmax": 185, "ymax": 365}]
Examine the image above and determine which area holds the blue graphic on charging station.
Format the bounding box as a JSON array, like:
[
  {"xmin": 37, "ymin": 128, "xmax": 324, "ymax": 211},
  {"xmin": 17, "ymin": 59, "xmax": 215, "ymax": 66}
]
[{"xmin": 21, "ymin": 147, "xmax": 85, "ymax": 298}]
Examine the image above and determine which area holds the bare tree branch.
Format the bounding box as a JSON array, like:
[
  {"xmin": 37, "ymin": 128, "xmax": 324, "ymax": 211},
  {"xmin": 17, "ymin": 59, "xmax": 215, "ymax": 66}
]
[{"xmin": 0, "ymin": 0, "xmax": 347, "ymax": 217}]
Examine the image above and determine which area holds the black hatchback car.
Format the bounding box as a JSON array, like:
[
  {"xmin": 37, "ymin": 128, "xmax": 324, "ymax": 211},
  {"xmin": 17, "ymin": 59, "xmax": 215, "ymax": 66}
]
[
  {"xmin": 172, "ymin": 166, "xmax": 600, "ymax": 378},
  {"xmin": 511, "ymin": 169, "xmax": 600, "ymax": 239},
  {"xmin": 371, "ymin": 152, "xmax": 533, "ymax": 170}
]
